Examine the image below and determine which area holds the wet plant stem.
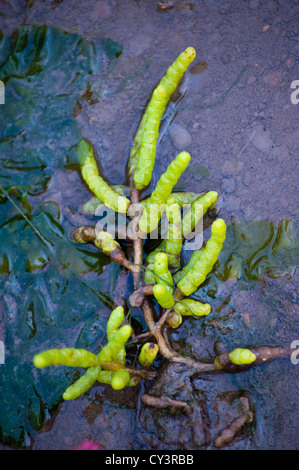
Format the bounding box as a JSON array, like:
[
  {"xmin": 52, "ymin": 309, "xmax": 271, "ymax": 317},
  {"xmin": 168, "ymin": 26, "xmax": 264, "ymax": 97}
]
[{"xmin": 130, "ymin": 186, "xmax": 144, "ymax": 288}]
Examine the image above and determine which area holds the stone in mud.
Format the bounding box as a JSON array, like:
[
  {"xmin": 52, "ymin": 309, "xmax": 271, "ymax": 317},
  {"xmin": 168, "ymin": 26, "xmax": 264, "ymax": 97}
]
[
  {"xmin": 168, "ymin": 123, "xmax": 192, "ymax": 150},
  {"xmin": 263, "ymin": 68, "xmax": 284, "ymax": 87},
  {"xmin": 251, "ymin": 124, "xmax": 274, "ymax": 153},
  {"xmin": 222, "ymin": 177, "xmax": 236, "ymax": 194}
]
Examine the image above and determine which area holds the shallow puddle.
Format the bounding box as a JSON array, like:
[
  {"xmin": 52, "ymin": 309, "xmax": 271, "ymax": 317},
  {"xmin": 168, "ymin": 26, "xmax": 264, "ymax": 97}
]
[{"xmin": 0, "ymin": 1, "xmax": 298, "ymax": 450}]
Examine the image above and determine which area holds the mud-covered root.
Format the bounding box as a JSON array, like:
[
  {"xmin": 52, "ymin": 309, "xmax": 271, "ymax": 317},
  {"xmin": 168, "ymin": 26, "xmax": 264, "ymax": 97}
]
[
  {"xmin": 214, "ymin": 343, "xmax": 293, "ymax": 371},
  {"xmin": 214, "ymin": 397, "xmax": 253, "ymax": 448},
  {"xmin": 141, "ymin": 393, "xmax": 192, "ymax": 414}
]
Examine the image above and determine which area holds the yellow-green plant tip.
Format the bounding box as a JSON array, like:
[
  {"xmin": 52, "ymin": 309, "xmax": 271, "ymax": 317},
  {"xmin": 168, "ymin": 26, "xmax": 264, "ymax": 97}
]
[
  {"xmin": 98, "ymin": 324, "xmax": 132, "ymax": 365},
  {"xmin": 177, "ymin": 218, "xmax": 226, "ymax": 296},
  {"xmin": 167, "ymin": 311, "xmax": 182, "ymax": 328},
  {"xmin": 94, "ymin": 231, "xmax": 120, "ymax": 254},
  {"xmin": 62, "ymin": 366, "xmax": 100, "ymax": 400},
  {"xmin": 79, "ymin": 139, "xmax": 130, "ymax": 213},
  {"xmin": 185, "ymin": 46, "xmax": 196, "ymax": 59},
  {"xmin": 133, "ymin": 84, "xmax": 168, "ymax": 190},
  {"xmin": 174, "ymin": 299, "xmax": 211, "ymax": 317},
  {"xmin": 111, "ymin": 369, "xmax": 130, "ymax": 390},
  {"xmin": 212, "ymin": 218, "xmax": 226, "ymax": 233},
  {"xmin": 139, "ymin": 342, "xmax": 159, "ymax": 367},
  {"xmin": 160, "ymin": 47, "xmax": 196, "ymax": 97},
  {"xmin": 153, "ymin": 283, "xmax": 175, "ymax": 309},
  {"xmin": 32, "ymin": 348, "xmax": 99, "ymax": 368},
  {"xmin": 155, "ymin": 252, "xmax": 168, "ymax": 264},
  {"xmin": 229, "ymin": 348, "xmax": 257, "ymax": 365},
  {"xmin": 153, "ymin": 253, "xmax": 173, "ymax": 287},
  {"xmin": 107, "ymin": 306, "xmax": 125, "ymax": 341},
  {"xmin": 33, "ymin": 354, "xmax": 47, "ymax": 369},
  {"xmin": 139, "ymin": 151, "xmax": 191, "ymax": 233}
]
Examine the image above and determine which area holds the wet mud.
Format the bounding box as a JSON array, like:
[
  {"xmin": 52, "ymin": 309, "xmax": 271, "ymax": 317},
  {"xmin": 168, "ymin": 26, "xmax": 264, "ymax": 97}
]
[{"xmin": 0, "ymin": 0, "xmax": 298, "ymax": 450}]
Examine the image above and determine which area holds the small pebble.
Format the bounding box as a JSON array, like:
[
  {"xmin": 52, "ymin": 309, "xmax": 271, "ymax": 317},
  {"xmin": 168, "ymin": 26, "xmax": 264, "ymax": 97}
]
[
  {"xmin": 222, "ymin": 177, "xmax": 236, "ymax": 194},
  {"xmin": 247, "ymin": 76, "xmax": 256, "ymax": 85},
  {"xmin": 168, "ymin": 123, "xmax": 192, "ymax": 150},
  {"xmin": 251, "ymin": 124, "xmax": 273, "ymax": 153}
]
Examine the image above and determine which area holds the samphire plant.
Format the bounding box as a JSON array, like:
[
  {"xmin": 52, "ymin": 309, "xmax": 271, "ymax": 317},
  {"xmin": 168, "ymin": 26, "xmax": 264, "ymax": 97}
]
[{"xmin": 33, "ymin": 48, "xmax": 292, "ymax": 448}]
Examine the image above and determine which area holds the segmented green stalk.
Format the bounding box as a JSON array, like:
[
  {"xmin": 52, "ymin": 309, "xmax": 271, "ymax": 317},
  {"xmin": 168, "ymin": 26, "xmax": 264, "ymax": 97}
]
[
  {"xmin": 98, "ymin": 369, "xmax": 137, "ymax": 387},
  {"xmin": 111, "ymin": 368, "xmax": 131, "ymax": 390},
  {"xmin": 229, "ymin": 348, "xmax": 257, "ymax": 365},
  {"xmin": 181, "ymin": 191, "xmax": 218, "ymax": 237},
  {"xmin": 133, "ymin": 85, "xmax": 168, "ymax": 190},
  {"xmin": 153, "ymin": 252, "xmax": 173, "ymax": 286},
  {"xmin": 105, "ymin": 307, "xmax": 126, "ymax": 364},
  {"xmin": 173, "ymin": 248, "xmax": 203, "ymax": 284},
  {"xmin": 144, "ymin": 263, "xmax": 156, "ymax": 284},
  {"xmin": 83, "ymin": 185, "xmax": 129, "ymax": 214},
  {"xmin": 97, "ymin": 370, "xmax": 114, "ymax": 385},
  {"xmin": 177, "ymin": 218, "xmax": 226, "ymax": 296},
  {"xmin": 78, "ymin": 139, "xmax": 131, "ymax": 213},
  {"xmin": 145, "ymin": 240, "xmax": 167, "ymax": 264},
  {"xmin": 94, "ymin": 231, "xmax": 121, "ymax": 254},
  {"xmin": 106, "ymin": 306, "xmax": 124, "ymax": 342},
  {"xmin": 140, "ymin": 191, "xmax": 200, "ymax": 208},
  {"xmin": 139, "ymin": 151, "xmax": 191, "ymax": 233},
  {"xmin": 98, "ymin": 324, "xmax": 132, "ymax": 365},
  {"xmin": 174, "ymin": 299, "xmax": 211, "ymax": 317},
  {"xmin": 165, "ymin": 196, "xmax": 182, "ymax": 269},
  {"xmin": 153, "ymin": 283, "xmax": 175, "ymax": 309},
  {"xmin": 159, "ymin": 46, "xmax": 196, "ymax": 98},
  {"xmin": 138, "ymin": 342, "xmax": 159, "ymax": 367},
  {"xmin": 128, "ymin": 47, "xmax": 196, "ymax": 183},
  {"xmin": 33, "ymin": 348, "xmax": 99, "ymax": 369},
  {"xmin": 63, "ymin": 366, "xmax": 101, "ymax": 400},
  {"xmin": 170, "ymin": 191, "xmax": 200, "ymax": 207}
]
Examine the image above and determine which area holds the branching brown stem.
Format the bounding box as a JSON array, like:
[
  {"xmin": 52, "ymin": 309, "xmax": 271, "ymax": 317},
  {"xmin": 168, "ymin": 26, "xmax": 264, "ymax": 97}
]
[{"xmin": 129, "ymin": 285, "xmax": 154, "ymax": 307}]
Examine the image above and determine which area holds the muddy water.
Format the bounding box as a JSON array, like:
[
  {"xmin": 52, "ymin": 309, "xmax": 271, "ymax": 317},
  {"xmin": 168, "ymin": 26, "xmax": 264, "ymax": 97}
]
[{"xmin": 0, "ymin": 0, "xmax": 298, "ymax": 450}]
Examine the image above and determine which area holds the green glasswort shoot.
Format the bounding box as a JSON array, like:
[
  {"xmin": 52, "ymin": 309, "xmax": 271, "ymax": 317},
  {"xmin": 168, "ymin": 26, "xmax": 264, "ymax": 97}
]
[{"xmin": 32, "ymin": 48, "xmax": 291, "ymax": 450}]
